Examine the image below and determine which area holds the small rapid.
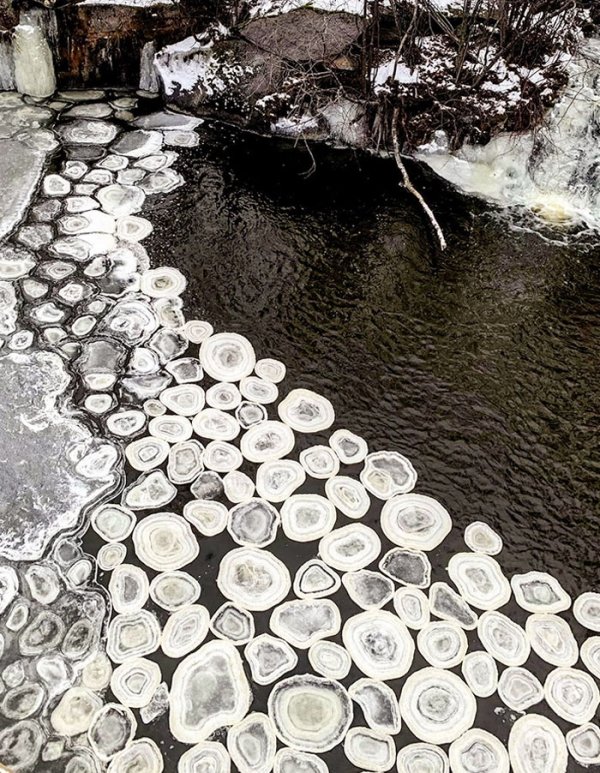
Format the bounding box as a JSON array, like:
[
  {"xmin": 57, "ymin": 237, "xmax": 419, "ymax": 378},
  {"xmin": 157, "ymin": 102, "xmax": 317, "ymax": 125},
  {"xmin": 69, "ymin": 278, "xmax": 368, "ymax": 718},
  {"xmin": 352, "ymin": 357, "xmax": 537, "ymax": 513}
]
[{"xmin": 418, "ymin": 37, "xmax": 600, "ymax": 230}]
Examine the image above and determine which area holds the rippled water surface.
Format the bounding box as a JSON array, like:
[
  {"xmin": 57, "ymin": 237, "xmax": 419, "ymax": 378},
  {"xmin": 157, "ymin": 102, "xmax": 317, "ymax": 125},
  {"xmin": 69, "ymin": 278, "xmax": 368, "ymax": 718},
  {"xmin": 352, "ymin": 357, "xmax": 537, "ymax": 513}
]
[{"xmin": 144, "ymin": 125, "xmax": 600, "ymax": 597}]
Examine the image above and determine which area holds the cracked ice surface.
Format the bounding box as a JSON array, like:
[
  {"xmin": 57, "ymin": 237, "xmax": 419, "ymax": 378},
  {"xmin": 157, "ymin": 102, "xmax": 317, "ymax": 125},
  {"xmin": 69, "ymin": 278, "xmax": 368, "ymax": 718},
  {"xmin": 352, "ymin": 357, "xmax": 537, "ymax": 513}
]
[{"xmin": 0, "ymin": 350, "xmax": 120, "ymax": 560}]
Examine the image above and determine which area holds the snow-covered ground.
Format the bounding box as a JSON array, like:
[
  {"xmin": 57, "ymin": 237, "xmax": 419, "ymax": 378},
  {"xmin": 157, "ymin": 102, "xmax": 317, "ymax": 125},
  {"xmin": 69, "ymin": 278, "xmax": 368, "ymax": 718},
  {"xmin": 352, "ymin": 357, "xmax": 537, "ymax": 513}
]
[{"xmin": 418, "ymin": 37, "xmax": 600, "ymax": 228}]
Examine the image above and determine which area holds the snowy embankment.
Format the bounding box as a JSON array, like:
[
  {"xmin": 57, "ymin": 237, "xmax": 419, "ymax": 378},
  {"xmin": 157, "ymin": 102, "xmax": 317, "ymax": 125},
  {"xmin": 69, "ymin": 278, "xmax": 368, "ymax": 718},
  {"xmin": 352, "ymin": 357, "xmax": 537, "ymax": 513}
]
[{"xmin": 146, "ymin": 0, "xmax": 598, "ymax": 228}]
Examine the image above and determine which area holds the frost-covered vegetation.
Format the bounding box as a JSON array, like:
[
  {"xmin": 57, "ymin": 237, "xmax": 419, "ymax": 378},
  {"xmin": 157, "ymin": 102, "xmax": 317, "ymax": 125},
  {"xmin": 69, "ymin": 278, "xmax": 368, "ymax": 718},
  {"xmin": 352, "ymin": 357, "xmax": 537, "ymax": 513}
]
[{"xmin": 160, "ymin": 0, "xmax": 594, "ymax": 153}]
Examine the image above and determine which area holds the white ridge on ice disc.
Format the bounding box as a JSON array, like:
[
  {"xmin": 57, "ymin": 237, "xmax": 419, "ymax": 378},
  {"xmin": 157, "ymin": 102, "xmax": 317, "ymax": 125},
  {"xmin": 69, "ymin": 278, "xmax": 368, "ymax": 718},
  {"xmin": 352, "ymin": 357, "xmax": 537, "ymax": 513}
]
[
  {"xmin": 419, "ymin": 37, "xmax": 600, "ymax": 229},
  {"xmin": 0, "ymin": 91, "xmax": 599, "ymax": 773}
]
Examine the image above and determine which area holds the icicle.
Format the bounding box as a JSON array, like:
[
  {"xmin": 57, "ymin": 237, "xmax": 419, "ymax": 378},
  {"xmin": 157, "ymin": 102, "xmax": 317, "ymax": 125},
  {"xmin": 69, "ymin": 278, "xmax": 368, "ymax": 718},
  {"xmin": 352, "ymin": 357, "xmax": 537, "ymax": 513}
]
[
  {"xmin": 0, "ymin": 33, "xmax": 15, "ymax": 91},
  {"xmin": 140, "ymin": 41, "xmax": 160, "ymax": 94},
  {"xmin": 13, "ymin": 24, "xmax": 56, "ymax": 99}
]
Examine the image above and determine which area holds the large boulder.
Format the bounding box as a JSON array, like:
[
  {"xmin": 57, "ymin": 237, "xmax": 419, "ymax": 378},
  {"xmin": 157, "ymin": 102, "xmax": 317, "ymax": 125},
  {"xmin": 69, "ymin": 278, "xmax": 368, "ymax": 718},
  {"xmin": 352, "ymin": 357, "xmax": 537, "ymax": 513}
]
[{"xmin": 240, "ymin": 7, "xmax": 363, "ymax": 63}]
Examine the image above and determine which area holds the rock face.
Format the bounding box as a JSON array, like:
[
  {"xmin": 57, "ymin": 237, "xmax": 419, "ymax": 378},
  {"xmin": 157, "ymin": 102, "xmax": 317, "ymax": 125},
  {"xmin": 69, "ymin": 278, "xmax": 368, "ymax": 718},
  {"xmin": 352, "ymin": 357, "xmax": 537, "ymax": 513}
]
[{"xmin": 54, "ymin": 0, "xmax": 217, "ymax": 89}]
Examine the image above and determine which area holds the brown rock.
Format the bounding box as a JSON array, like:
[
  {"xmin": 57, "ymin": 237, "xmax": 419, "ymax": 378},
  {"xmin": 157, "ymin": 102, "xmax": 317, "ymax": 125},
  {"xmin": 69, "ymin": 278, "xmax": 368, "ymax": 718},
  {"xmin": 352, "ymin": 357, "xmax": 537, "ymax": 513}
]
[{"xmin": 240, "ymin": 7, "xmax": 363, "ymax": 64}]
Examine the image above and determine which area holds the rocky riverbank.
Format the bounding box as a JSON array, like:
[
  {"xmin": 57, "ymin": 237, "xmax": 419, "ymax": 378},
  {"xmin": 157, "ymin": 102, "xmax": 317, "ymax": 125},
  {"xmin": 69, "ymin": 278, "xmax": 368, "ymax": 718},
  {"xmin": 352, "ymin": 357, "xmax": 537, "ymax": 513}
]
[{"xmin": 0, "ymin": 0, "xmax": 596, "ymax": 156}]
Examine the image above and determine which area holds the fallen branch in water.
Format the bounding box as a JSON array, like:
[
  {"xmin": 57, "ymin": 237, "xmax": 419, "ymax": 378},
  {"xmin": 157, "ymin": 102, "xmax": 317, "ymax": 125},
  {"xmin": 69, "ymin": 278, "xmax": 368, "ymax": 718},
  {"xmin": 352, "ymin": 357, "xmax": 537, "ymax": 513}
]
[{"xmin": 392, "ymin": 106, "xmax": 447, "ymax": 252}]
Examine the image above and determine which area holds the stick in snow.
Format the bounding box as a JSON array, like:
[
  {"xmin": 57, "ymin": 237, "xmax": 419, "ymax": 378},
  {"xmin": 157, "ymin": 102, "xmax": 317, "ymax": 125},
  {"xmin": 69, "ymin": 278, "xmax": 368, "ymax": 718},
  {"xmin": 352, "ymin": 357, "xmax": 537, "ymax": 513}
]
[{"xmin": 392, "ymin": 106, "xmax": 447, "ymax": 251}]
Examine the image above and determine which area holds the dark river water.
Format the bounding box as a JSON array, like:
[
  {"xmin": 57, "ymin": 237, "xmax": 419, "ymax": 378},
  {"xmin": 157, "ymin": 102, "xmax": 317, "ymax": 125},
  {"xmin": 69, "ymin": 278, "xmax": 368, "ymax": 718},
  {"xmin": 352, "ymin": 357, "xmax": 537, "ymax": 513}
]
[
  {"xmin": 146, "ymin": 124, "xmax": 600, "ymax": 594},
  {"xmin": 85, "ymin": 123, "xmax": 600, "ymax": 770}
]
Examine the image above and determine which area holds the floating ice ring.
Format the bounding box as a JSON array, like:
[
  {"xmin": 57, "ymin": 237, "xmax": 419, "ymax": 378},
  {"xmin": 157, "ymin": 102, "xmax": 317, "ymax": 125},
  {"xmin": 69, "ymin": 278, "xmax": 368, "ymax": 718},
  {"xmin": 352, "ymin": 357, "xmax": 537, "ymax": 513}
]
[
  {"xmin": 380, "ymin": 494, "xmax": 451, "ymax": 551},
  {"xmin": 277, "ymin": 388, "xmax": 335, "ymax": 433},
  {"xmin": 200, "ymin": 332, "xmax": 256, "ymax": 382},
  {"xmin": 342, "ymin": 610, "xmax": 415, "ymax": 680},
  {"xmin": 508, "ymin": 714, "xmax": 568, "ymax": 773},
  {"xmin": 396, "ymin": 743, "xmax": 449, "ymax": 772},
  {"xmin": 449, "ymin": 729, "xmax": 509, "ymax": 773},
  {"xmin": 240, "ymin": 421, "xmax": 295, "ymax": 463},
  {"xmin": 268, "ymin": 674, "xmax": 352, "ymax": 753},
  {"xmin": 132, "ymin": 512, "xmax": 199, "ymax": 572},
  {"xmin": 544, "ymin": 667, "xmax": 600, "ymax": 724},
  {"xmin": 573, "ymin": 591, "xmax": 600, "ymax": 632},
  {"xmin": 510, "ymin": 571, "xmax": 571, "ymax": 614},
  {"xmin": 217, "ymin": 547, "xmax": 291, "ymax": 611},
  {"xmin": 447, "ymin": 552, "xmax": 511, "ymax": 610},
  {"xmin": 399, "ymin": 668, "xmax": 476, "ymax": 744},
  {"xmin": 566, "ymin": 724, "xmax": 600, "ymax": 768},
  {"xmin": 360, "ymin": 450, "xmax": 417, "ymax": 499}
]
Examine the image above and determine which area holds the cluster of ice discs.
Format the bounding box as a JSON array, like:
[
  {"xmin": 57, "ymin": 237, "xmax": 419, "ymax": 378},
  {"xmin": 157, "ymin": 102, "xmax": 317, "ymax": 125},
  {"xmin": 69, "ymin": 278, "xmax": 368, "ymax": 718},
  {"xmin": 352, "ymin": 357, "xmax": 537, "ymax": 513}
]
[
  {"xmin": 1, "ymin": 91, "xmax": 600, "ymax": 773},
  {"xmin": 91, "ymin": 322, "xmax": 600, "ymax": 772}
]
